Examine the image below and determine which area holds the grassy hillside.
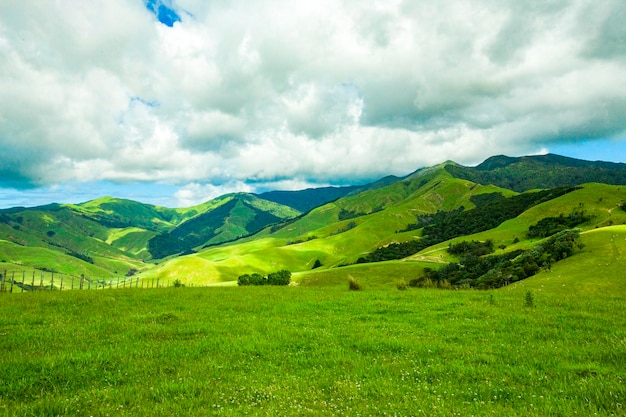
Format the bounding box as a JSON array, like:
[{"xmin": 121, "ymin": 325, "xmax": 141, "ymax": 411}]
[
  {"xmin": 507, "ymin": 225, "xmax": 626, "ymax": 296},
  {"xmin": 0, "ymin": 193, "xmax": 301, "ymax": 276},
  {"xmin": 0, "ymin": 239, "xmax": 141, "ymax": 278},
  {"xmin": 147, "ymin": 180, "xmax": 624, "ymax": 286},
  {"xmin": 147, "ymin": 194, "xmax": 300, "ymax": 259}
]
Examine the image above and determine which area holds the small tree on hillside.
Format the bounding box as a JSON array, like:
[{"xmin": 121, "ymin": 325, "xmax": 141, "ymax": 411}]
[{"xmin": 267, "ymin": 270, "xmax": 291, "ymax": 286}]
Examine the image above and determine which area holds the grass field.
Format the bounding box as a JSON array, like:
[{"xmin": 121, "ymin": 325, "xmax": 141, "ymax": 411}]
[{"xmin": 1, "ymin": 284, "xmax": 624, "ymax": 416}]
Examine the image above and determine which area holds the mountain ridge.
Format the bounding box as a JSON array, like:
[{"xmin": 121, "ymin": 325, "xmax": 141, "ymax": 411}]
[{"xmin": 1, "ymin": 153, "xmax": 625, "ymax": 284}]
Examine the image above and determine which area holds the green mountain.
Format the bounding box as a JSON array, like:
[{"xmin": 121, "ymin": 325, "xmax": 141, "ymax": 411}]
[
  {"xmin": 445, "ymin": 153, "xmax": 626, "ymax": 192},
  {"xmin": 147, "ymin": 193, "xmax": 300, "ymax": 259},
  {"xmin": 0, "ymin": 193, "xmax": 300, "ymax": 276},
  {"xmin": 257, "ymin": 175, "xmax": 400, "ymax": 213},
  {"xmin": 1, "ymin": 153, "xmax": 626, "ymax": 289},
  {"xmin": 144, "ymin": 157, "xmax": 626, "ymax": 287}
]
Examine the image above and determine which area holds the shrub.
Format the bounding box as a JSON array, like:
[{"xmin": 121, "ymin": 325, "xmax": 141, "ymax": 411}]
[
  {"xmin": 409, "ymin": 276, "xmax": 435, "ymax": 288},
  {"xmin": 348, "ymin": 276, "xmax": 362, "ymax": 291},
  {"xmin": 267, "ymin": 270, "xmax": 291, "ymax": 286},
  {"xmin": 437, "ymin": 279, "xmax": 453, "ymax": 290},
  {"xmin": 312, "ymin": 259, "xmax": 322, "ymax": 269},
  {"xmin": 396, "ymin": 279, "xmax": 408, "ymax": 290},
  {"xmin": 525, "ymin": 290, "xmax": 535, "ymax": 308},
  {"xmin": 238, "ymin": 271, "xmax": 291, "ymax": 286},
  {"xmin": 173, "ymin": 279, "xmax": 185, "ymax": 288}
]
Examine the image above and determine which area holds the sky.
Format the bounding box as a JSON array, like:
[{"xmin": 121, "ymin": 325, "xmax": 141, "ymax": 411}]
[{"xmin": 1, "ymin": 0, "xmax": 625, "ymax": 209}]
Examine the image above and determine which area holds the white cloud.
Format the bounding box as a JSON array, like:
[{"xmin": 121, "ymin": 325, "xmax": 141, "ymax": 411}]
[
  {"xmin": 1, "ymin": 0, "xmax": 625, "ymax": 207},
  {"xmin": 175, "ymin": 181, "xmax": 252, "ymax": 207}
]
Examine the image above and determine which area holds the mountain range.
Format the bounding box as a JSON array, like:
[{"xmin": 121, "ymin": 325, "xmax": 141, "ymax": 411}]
[{"xmin": 1, "ymin": 153, "xmax": 625, "ymax": 289}]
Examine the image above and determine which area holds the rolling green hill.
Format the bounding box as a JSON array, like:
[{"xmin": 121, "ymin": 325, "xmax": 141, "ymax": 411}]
[
  {"xmin": 146, "ymin": 193, "xmax": 301, "ymax": 259},
  {"xmin": 1, "ymin": 153, "xmax": 625, "ymax": 288},
  {"xmin": 0, "ymin": 193, "xmax": 300, "ymax": 277}
]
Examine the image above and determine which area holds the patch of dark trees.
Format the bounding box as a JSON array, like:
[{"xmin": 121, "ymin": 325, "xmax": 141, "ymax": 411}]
[
  {"xmin": 331, "ymin": 221, "xmax": 357, "ymax": 236},
  {"xmin": 447, "ymin": 240, "xmax": 494, "ymax": 257},
  {"xmin": 526, "ymin": 210, "xmax": 592, "ymax": 239},
  {"xmin": 67, "ymin": 250, "xmax": 94, "ymax": 264},
  {"xmin": 237, "ymin": 270, "xmax": 291, "ymax": 286},
  {"xmin": 338, "ymin": 207, "xmax": 383, "ymax": 221},
  {"xmin": 338, "ymin": 209, "xmax": 367, "ymax": 221},
  {"xmin": 411, "ymin": 229, "xmax": 582, "ymax": 289},
  {"xmin": 358, "ymin": 187, "xmax": 577, "ymax": 263}
]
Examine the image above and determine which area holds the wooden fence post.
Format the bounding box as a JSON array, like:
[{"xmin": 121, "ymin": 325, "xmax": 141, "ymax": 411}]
[
  {"xmin": 21, "ymin": 271, "xmax": 25, "ymax": 293},
  {"xmin": 10, "ymin": 271, "xmax": 15, "ymax": 293},
  {"xmin": 50, "ymin": 272, "xmax": 54, "ymax": 290},
  {"xmin": 39, "ymin": 271, "xmax": 44, "ymax": 291},
  {"xmin": 60, "ymin": 275, "xmax": 64, "ymax": 291},
  {"xmin": 31, "ymin": 271, "xmax": 35, "ymax": 290},
  {"xmin": 0, "ymin": 270, "xmax": 5, "ymax": 292}
]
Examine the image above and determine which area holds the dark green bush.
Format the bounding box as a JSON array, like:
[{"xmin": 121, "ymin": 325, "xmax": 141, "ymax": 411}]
[
  {"xmin": 267, "ymin": 270, "xmax": 291, "ymax": 286},
  {"xmin": 238, "ymin": 270, "xmax": 291, "ymax": 286}
]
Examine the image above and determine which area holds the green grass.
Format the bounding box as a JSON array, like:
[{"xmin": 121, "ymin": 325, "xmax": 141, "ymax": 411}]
[{"xmin": 0, "ymin": 285, "xmax": 624, "ymax": 416}]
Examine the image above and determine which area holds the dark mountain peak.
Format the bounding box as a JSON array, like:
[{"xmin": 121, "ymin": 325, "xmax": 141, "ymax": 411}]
[
  {"xmin": 475, "ymin": 153, "xmax": 626, "ymax": 172},
  {"xmin": 475, "ymin": 155, "xmax": 519, "ymax": 170},
  {"xmin": 446, "ymin": 153, "xmax": 626, "ymax": 192}
]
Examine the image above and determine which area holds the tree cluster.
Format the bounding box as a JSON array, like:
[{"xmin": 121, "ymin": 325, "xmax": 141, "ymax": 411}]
[
  {"xmin": 527, "ymin": 210, "xmax": 592, "ymax": 238},
  {"xmin": 411, "ymin": 229, "xmax": 582, "ymax": 289},
  {"xmin": 238, "ymin": 270, "xmax": 291, "ymax": 286},
  {"xmin": 447, "ymin": 240, "xmax": 494, "ymax": 257},
  {"xmin": 338, "ymin": 209, "xmax": 366, "ymax": 221}
]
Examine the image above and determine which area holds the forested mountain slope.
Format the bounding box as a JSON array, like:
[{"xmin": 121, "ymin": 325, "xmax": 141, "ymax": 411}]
[{"xmin": 445, "ymin": 153, "xmax": 626, "ymax": 192}]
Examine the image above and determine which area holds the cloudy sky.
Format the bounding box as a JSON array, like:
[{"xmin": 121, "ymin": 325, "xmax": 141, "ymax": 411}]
[{"xmin": 1, "ymin": 0, "xmax": 625, "ymax": 208}]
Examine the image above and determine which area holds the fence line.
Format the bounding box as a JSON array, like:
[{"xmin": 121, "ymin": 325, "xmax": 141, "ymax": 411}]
[{"xmin": 0, "ymin": 269, "xmax": 184, "ymax": 293}]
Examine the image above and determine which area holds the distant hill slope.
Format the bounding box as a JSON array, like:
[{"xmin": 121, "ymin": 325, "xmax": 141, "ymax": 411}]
[
  {"xmin": 257, "ymin": 175, "xmax": 400, "ymax": 213},
  {"xmin": 445, "ymin": 153, "xmax": 626, "ymax": 192},
  {"xmin": 147, "ymin": 193, "xmax": 300, "ymax": 259},
  {"xmin": 0, "ymin": 193, "xmax": 300, "ymax": 273}
]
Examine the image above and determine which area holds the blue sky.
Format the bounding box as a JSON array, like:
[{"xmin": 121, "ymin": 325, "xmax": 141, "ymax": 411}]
[{"xmin": 0, "ymin": 0, "xmax": 625, "ymax": 208}]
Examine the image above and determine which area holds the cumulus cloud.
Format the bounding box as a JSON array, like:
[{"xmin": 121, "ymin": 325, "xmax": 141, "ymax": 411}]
[{"xmin": 1, "ymin": 0, "xmax": 625, "ymax": 206}]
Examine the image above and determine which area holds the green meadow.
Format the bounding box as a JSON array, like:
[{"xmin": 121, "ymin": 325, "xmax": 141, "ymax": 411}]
[{"xmin": 1, "ymin": 277, "xmax": 624, "ymax": 416}]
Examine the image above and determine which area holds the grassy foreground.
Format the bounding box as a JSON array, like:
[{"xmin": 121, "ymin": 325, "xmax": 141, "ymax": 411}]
[{"xmin": 0, "ymin": 286, "xmax": 624, "ymax": 416}]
